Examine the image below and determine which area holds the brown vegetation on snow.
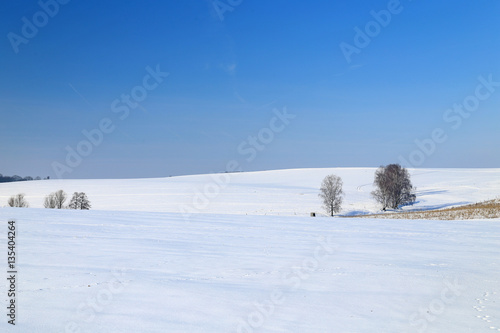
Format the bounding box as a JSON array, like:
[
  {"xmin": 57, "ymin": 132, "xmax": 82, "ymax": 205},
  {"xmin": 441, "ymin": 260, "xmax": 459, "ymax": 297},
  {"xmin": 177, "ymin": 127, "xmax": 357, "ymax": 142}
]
[{"xmin": 356, "ymin": 198, "xmax": 500, "ymax": 220}]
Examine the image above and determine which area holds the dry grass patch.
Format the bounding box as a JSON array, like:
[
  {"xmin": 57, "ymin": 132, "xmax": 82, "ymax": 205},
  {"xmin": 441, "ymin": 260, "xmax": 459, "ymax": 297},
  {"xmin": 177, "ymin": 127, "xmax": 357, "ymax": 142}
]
[{"xmin": 355, "ymin": 198, "xmax": 500, "ymax": 220}]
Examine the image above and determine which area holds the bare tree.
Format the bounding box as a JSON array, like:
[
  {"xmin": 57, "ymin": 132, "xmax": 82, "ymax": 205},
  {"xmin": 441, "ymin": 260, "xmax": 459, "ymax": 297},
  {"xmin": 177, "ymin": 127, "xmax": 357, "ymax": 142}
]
[
  {"xmin": 8, "ymin": 193, "xmax": 29, "ymax": 208},
  {"xmin": 54, "ymin": 190, "xmax": 67, "ymax": 209},
  {"xmin": 44, "ymin": 194, "xmax": 57, "ymax": 208},
  {"xmin": 371, "ymin": 164, "xmax": 416, "ymax": 210},
  {"xmin": 44, "ymin": 190, "xmax": 67, "ymax": 209},
  {"xmin": 68, "ymin": 192, "xmax": 91, "ymax": 210},
  {"xmin": 319, "ymin": 174, "xmax": 344, "ymax": 216}
]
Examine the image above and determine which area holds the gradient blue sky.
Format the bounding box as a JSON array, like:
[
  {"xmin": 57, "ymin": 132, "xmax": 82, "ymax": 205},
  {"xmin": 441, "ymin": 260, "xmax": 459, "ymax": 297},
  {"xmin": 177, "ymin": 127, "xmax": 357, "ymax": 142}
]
[{"xmin": 1, "ymin": 0, "xmax": 499, "ymax": 179}]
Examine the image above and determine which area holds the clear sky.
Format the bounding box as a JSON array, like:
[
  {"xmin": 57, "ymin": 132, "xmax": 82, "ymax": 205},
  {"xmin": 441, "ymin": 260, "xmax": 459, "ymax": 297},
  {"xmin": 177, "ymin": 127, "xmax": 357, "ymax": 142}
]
[{"xmin": 1, "ymin": 0, "xmax": 499, "ymax": 179}]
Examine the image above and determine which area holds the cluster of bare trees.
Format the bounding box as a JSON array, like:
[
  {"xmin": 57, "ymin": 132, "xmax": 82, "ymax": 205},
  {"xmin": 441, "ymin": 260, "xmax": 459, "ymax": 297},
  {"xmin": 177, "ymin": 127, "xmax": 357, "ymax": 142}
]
[
  {"xmin": 6, "ymin": 191, "xmax": 91, "ymax": 210},
  {"xmin": 44, "ymin": 190, "xmax": 91, "ymax": 210},
  {"xmin": 319, "ymin": 164, "xmax": 416, "ymax": 216},
  {"xmin": 44, "ymin": 190, "xmax": 67, "ymax": 208},
  {"xmin": 7, "ymin": 194, "xmax": 29, "ymax": 208},
  {"xmin": 371, "ymin": 164, "xmax": 416, "ymax": 210},
  {"xmin": 68, "ymin": 192, "xmax": 92, "ymax": 210}
]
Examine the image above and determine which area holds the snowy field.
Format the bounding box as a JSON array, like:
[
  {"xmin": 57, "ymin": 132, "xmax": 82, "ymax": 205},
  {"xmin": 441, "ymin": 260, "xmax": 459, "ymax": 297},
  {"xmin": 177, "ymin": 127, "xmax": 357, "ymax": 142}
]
[
  {"xmin": 1, "ymin": 168, "xmax": 500, "ymax": 216},
  {"xmin": 0, "ymin": 168, "xmax": 499, "ymax": 332}
]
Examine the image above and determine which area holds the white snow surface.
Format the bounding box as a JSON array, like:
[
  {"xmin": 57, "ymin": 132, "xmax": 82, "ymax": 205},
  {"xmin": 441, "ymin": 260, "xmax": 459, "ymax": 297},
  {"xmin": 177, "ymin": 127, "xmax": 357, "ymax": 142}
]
[
  {"xmin": 0, "ymin": 167, "xmax": 499, "ymax": 332},
  {"xmin": 1, "ymin": 168, "xmax": 500, "ymax": 216}
]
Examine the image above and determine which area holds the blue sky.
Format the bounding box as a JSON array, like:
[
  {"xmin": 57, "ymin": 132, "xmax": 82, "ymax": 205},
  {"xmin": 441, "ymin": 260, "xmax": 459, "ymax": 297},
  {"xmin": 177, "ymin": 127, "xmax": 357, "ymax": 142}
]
[{"xmin": 1, "ymin": 0, "xmax": 499, "ymax": 179}]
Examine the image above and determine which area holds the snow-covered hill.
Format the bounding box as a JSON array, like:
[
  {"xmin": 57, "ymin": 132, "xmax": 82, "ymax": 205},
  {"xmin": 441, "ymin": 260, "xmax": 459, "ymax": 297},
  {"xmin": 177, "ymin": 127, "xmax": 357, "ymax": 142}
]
[
  {"xmin": 0, "ymin": 168, "xmax": 499, "ymax": 332},
  {"xmin": 1, "ymin": 168, "xmax": 500, "ymax": 216}
]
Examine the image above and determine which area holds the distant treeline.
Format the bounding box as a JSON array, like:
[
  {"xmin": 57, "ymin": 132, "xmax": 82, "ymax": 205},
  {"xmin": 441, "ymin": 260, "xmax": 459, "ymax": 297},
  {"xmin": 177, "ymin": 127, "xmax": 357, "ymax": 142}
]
[{"xmin": 0, "ymin": 173, "xmax": 49, "ymax": 183}]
